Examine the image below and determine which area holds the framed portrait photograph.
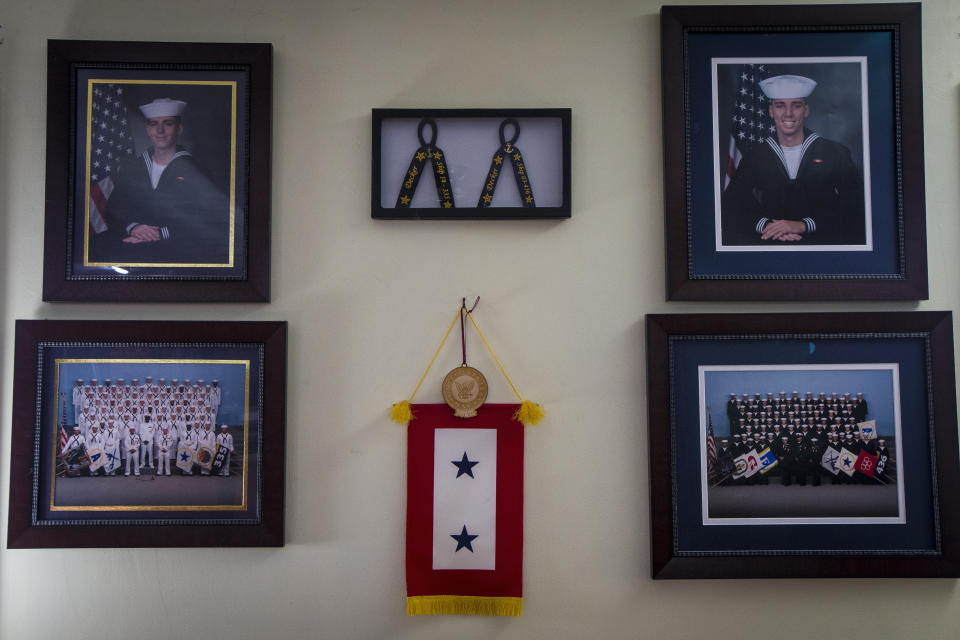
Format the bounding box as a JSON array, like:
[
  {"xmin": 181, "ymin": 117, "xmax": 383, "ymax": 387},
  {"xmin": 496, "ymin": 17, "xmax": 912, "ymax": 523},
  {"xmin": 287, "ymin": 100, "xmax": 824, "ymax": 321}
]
[
  {"xmin": 646, "ymin": 312, "xmax": 960, "ymax": 578},
  {"xmin": 42, "ymin": 40, "xmax": 272, "ymax": 302},
  {"xmin": 661, "ymin": 3, "xmax": 927, "ymax": 300},
  {"xmin": 7, "ymin": 320, "xmax": 287, "ymax": 548},
  {"xmin": 372, "ymin": 108, "xmax": 571, "ymax": 219}
]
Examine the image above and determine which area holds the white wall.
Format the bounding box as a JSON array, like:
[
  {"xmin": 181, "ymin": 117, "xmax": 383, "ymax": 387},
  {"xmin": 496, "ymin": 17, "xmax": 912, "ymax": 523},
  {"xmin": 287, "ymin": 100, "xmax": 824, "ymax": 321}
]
[{"xmin": 2, "ymin": 1, "xmax": 960, "ymax": 638}]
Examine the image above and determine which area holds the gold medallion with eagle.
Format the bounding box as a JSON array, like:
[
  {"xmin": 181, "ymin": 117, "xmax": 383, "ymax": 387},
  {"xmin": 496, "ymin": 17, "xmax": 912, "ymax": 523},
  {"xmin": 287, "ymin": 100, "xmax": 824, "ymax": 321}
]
[{"xmin": 442, "ymin": 366, "xmax": 488, "ymax": 418}]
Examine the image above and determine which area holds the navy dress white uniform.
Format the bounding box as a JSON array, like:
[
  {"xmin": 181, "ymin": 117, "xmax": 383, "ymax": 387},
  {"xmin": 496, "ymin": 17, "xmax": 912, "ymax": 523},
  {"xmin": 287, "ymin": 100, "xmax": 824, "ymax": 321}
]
[
  {"xmin": 139, "ymin": 414, "xmax": 156, "ymax": 468},
  {"xmin": 62, "ymin": 427, "xmax": 87, "ymax": 456},
  {"xmin": 197, "ymin": 424, "xmax": 216, "ymax": 475},
  {"xmin": 124, "ymin": 427, "xmax": 142, "ymax": 477},
  {"xmin": 102, "ymin": 422, "xmax": 122, "ymax": 475},
  {"xmin": 72, "ymin": 379, "xmax": 85, "ymax": 425},
  {"xmin": 210, "ymin": 381, "xmax": 222, "ymax": 418},
  {"xmin": 92, "ymin": 98, "xmax": 230, "ymax": 264},
  {"xmin": 722, "ymin": 75, "xmax": 865, "ymax": 246},
  {"xmin": 181, "ymin": 427, "xmax": 198, "ymax": 475},
  {"xmin": 157, "ymin": 427, "xmax": 176, "ymax": 476},
  {"xmin": 216, "ymin": 425, "xmax": 234, "ymax": 476},
  {"xmin": 86, "ymin": 426, "xmax": 105, "ymax": 476}
]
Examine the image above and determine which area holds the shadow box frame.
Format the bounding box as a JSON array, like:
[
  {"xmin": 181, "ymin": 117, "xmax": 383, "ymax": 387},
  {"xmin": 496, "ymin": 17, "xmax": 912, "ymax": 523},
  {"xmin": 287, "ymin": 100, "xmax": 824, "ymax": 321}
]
[
  {"xmin": 646, "ymin": 311, "xmax": 960, "ymax": 579},
  {"xmin": 372, "ymin": 108, "xmax": 572, "ymax": 220},
  {"xmin": 8, "ymin": 319, "xmax": 287, "ymax": 548},
  {"xmin": 42, "ymin": 40, "xmax": 273, "ymax": 302},
  {"xmin": 662, "ymin": 3, "xmax": 927, "ymax": 301}
]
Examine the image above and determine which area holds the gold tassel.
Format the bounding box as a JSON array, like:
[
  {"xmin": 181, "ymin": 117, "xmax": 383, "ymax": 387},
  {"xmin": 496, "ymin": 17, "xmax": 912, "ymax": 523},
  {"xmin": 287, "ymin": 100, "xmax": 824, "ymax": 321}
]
[
  {"xmin": 515, "ymin": 400, "xmax": 544, "ymax": 425},
  {"xmin": 407, "ymin": 595, "xmax": 522, "ymax": 616},
  {"xmin": 391, "ymin": 401, "xmax": 413, "ymax": 425}
]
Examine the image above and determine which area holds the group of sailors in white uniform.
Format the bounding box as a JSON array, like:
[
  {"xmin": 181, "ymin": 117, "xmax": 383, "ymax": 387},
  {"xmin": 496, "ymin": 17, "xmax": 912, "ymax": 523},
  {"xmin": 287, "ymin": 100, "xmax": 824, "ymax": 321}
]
[{"xmin": 61, "ymin": 376, "xmax": 234, "ymax": 477}]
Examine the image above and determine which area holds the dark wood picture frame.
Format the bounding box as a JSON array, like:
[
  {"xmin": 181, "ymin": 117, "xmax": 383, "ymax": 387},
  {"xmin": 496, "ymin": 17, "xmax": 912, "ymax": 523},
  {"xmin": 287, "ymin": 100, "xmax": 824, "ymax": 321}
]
[
  {"xmin": 646, "ymin": 311, "xmax": 960, "ymax": 578},
  {"xmin": 372, "ymin": 108, "xmax": 572, "ymax": 219},
  {"xmin": 8, "ymin": 319, "xmax": 287, "ymax": 548},
  {"xmin": 42, "ymin": 40, "xmax": 272, "ymax": 302},
  {"xmin": 662, "ymin": 4, "xmax": 927, "ymax": 301}
]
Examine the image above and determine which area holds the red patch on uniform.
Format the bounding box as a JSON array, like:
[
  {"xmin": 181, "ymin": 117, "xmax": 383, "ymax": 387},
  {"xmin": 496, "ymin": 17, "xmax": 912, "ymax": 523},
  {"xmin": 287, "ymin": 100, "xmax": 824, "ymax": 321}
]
[
  {"xmin": 813, "ymin": 159, "xmax": 824, "ymax": 163},
  {"xmin": 176, "ymin": 176, "xmax": 185, "ymax": 180}
]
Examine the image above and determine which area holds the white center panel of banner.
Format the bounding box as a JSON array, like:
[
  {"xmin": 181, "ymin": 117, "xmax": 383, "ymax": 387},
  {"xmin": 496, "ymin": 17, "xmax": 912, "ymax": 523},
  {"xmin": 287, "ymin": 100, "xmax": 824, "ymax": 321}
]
[{"xmin": 432, "ymin": 428, "xmax": 497, "ymax": 570}]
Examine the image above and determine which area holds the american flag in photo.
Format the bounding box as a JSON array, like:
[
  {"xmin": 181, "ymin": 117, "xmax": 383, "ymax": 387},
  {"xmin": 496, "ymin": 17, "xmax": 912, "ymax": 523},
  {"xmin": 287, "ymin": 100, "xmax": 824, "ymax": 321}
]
[
  {"xmin": 706, "ymin": 421, "xmax": 717, "ymax": 478},
  {"xmin": 723, "ymin": 63, "xmax": 774, "ymax": 189},
  {"xmin": 88, "ymin": 83, "xmax": 137, "ymax": 233}
]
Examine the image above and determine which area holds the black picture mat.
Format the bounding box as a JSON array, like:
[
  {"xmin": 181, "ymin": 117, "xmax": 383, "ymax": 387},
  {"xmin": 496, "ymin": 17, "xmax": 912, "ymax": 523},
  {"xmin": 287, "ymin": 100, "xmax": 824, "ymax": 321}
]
[
  {"xmin": 8, "ymin": 320, "xmax": 287, "ymax": 548},
  {"xmin": 372, "ymin": 108, "xmax": 572, "ymax": 220},
  {"xmin": 646, "ymin": 312, "xmax": 960, "ymax": 578},
  {"xmin": 661, "ymin": 4, "xmax": 927, "ymax": 301},
  {"xmin": 42, "ymin": 40, "xmax": 272, "ymax": 302}
]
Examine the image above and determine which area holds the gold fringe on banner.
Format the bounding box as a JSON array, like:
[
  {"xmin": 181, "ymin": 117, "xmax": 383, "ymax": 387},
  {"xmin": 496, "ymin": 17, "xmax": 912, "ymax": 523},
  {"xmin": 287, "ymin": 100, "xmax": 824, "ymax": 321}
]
[{"xmin": 407, "ymin": 595, "xmax": 522, "ymax": 616}]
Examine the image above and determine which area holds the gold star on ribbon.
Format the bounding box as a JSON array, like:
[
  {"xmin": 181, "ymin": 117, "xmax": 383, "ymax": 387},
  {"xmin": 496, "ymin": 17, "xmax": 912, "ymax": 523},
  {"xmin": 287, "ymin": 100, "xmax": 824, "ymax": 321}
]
[
  {"xmin": 482, "ymin": 194, "xmax": 492, "ymax": 204},
  {"xmin": 494, "ymin": 155, "xmax": 503, "ymax": 165},
  {"xmin": 442, "ymin": 201, "xmax": 453, "ymax": 208},
  {"xmin": 415, "ymin": 152, "xmax": 426, "ymax": 161},
  {"xmin": 513, "ymin": 153, "xmax": 522, "ymax": 161},
  {"xmin": 525, "ymin": 196, "xmax": 534, "ymax": 204},
  {"xmin": 400, "ymin": 195, "xmax": 411, "ymax": 205},
  {"xmin": 433, "ymin": 151, "xmax": 443, "ymax": 159}
]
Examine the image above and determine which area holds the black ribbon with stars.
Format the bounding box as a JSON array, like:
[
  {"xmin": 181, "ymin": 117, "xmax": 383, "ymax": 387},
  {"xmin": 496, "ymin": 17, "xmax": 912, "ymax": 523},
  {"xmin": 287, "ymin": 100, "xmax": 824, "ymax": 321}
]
[
  {"xmin": 395, "ymin": 118, "xmax": 455, "ymax": 209},
  {"xmin": 477, "ymin": 118, "xmax": 535, "ymax": 208}
]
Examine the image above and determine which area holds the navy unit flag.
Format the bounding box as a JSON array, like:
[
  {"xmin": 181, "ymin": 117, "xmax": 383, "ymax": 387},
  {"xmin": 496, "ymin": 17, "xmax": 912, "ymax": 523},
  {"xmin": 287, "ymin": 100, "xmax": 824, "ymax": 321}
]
[
  {"xmin": 821, "ymin": 447, "xmax": 841, "ymax": 476},
  {"xmin": 197, "ymin": 446, "xmax": 214, "ymax": 472},
  {"xmin": 212, "ymin": 444, "xmax": 230, "ymax": 473},
  {"xmin": 87, "ymin": 447, "xmax": 104, "ymax": 472},
  {"xmin": 175, "ymin": 445, "xmax": 195, "ymax": 473}
]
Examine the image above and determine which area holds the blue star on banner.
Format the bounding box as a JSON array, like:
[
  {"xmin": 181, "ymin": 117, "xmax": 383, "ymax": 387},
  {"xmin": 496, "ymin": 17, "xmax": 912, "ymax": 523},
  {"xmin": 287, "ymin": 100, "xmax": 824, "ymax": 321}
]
[
  {"xmin": 451, "ymin": 525, "xmax": 478, "ymax": 553},
  {"xmin": 180, "ymin": 452, "xmax": 190, "ymax": 462},
  {"xmin": 451, "ymin": 452, "xmax": 479, "ymax": 478}
]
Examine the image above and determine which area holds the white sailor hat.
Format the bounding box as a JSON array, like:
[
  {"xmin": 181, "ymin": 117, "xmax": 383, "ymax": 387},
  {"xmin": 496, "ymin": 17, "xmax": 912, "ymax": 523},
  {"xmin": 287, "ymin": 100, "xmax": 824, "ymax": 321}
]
[
  {"xmin": 72, "ymin": 425, "xmax": 81, "ymax": 430},
  {"xmin": 139, "ymin": 98, "xmax": 187, "ymax": 119},
  {"xmin": 220, "ymin": 424, "xmax": 228, "ymax": 429},
  {"xmin": 759, "ymin": 75, "xmax": 817, "ymax": 100}
]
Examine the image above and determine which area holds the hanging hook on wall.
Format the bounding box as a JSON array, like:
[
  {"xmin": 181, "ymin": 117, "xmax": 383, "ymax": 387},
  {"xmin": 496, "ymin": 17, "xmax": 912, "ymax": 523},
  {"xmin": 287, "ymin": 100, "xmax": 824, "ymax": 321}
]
[{"xmin": 459, "ymin": 297, "xmax": 480, "ymax": 365}]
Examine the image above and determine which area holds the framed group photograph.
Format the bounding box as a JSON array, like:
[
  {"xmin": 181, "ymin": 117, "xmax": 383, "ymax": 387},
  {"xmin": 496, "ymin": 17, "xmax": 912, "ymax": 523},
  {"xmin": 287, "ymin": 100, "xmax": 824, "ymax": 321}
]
[
  {"xmin": 372, "ymin": 108, "xmax": 571, "ymax": 219},
  {"xmin": 42, "ymin": 40, "xmax": 272, "ymax": 302},
  {"xmin": 7, "ymin": 320, "xmax": 287, "ymax": 548},
  {"xmin": 646, "ymin": 311, "xmax": 960, "ymax": 578},
  {"xmin": 661, "ymin": 3, "xmax": 927, "ymax": 300}
]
